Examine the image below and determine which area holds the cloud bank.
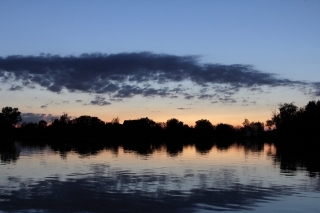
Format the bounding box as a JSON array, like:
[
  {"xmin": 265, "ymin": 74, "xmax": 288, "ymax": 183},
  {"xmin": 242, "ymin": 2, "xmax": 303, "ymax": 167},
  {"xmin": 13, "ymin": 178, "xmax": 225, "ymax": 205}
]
[
  {"xmin": 0, "ymin": 52, "xmax": 317, "ymax": 104},
  {"xmin": 21, "ymin": 113, "xmax": 58, "ymax": 123}
]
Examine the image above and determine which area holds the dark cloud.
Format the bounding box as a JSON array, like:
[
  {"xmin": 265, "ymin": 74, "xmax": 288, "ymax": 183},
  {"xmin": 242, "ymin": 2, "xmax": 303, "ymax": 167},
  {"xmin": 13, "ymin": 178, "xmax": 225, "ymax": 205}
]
[
  {"xmin": 8, "ymin": 85, "xmax": 23, "ymax": 91},
  {"xmin": 313, "ymin": 83, "xmax": 320, "ymax": 96},
  {"xmin": 242, "ymin": 100, "xmax": 257, "ymax": 106},
  {"xmin": 41, "ymin": 105, "xmax": 48, "ymax": 108},
  {"xmin": 198, "ymin": 94, "xmax": 217, "ymax": 100},
  {"xmin": 219, "ymin": 97, "xmax": 237, "ymax": 103},
  {"xmin": 90, "ymin": 95, "xmax": 111, "ymax": 106},
  {"xmin": 144, "ymin": 87, "xmax": 170, "ymax": 97},
  {"xmin": 109, "ymin": 98, "xmax": 123, "ymax": 102},
  {"xmin": 184, "ymin": 94, "xmax": 194, "ymax": 99},
  {"xmin": 76, "ymin": 100, "xmax": 82, "ymax": 102},
  {"xmin": 248, "ymin": 87, "xmax": 263, "ymax": 92},
  {"xmin": 21, "ymin": 113, "xmax": 58, "ymax": 123},
  {"xmin": 114, "ymin": 85, "xmax": 142, "ymax": 98},
  {"xmin": 0, "ymin": 52, "xmax": 318, "ymax": 102},
  {"xmin": 47, "ymin": 84, "xmax": 63, "ymax": 93},
  {"xmin": 177, "ymin": 108, "xmax": 190, "ymax": 110}
]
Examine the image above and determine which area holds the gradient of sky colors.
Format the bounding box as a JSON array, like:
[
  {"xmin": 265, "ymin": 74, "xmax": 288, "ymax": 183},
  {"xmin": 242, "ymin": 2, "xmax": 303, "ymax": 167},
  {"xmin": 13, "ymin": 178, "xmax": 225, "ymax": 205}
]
[{"xmin": 1, "ymin": 0, "xmax": 320, "ymax": 126}]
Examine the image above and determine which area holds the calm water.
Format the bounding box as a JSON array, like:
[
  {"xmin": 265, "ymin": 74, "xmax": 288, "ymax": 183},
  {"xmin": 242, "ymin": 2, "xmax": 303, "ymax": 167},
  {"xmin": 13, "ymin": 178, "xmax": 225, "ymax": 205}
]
[{"xmin": 0, "ymin": 142, "xmax": 319, "ymax": 213}]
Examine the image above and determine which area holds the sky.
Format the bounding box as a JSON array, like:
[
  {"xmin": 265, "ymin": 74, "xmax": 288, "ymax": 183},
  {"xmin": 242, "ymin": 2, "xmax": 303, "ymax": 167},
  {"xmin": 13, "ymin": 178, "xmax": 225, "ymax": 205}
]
[{"xmin": 0, "ymin": 0, "xmax": 320, "ymax": 126}]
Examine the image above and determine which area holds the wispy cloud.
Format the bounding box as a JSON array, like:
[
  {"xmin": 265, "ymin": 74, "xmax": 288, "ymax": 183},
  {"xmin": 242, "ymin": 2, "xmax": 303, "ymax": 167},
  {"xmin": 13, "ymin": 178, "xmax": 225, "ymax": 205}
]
[
  {"xmin": 0, "ymin": 52, "xmax": 318, "ymax": 104},
  {"xmin": 90, "ymin": 95, "xmax": 111, "ymax": 106}
]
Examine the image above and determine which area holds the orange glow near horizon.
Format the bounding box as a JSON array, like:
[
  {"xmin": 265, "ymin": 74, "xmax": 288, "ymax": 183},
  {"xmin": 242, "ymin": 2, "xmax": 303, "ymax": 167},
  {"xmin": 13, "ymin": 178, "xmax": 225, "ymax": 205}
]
[
  {"xmin": 20, "ymin": 103, "xmax": 272, "ymax": 127},
  {"xmin": 7, "ymin": 83, "xmax": 313, "ymax": 127}
]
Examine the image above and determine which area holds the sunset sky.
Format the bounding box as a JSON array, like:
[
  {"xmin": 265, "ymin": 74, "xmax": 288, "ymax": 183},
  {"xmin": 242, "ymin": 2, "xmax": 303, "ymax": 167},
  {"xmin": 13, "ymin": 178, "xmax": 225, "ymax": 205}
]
[{"xmin": 0, "ymin": 0, "xmax": 319, "ymax": 126}]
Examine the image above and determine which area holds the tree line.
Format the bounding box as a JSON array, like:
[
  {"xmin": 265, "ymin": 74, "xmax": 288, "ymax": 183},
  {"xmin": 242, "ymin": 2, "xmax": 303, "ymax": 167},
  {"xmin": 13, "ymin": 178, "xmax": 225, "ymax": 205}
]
[
  {"xmin": 0, "ymin": 110, "xmax": 264, "ymax": 142},
  {"xmin": 266, "ymin": 100, "xmax": 320, "ymax": 141},
  {"xmin": 1, "ymin": 100, "xmax": 320, "ymax": 143}
]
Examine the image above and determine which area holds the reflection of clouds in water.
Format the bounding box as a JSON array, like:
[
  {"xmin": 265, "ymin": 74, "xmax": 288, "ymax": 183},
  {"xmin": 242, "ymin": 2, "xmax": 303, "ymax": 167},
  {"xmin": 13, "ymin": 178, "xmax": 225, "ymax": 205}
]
[
  {"xmin": 0, "ymin": 170, "xmax": 296, "ymax": 213},
  {"xmin": 1, "ymin": 144, "xmax": 320, "ymax": 212},
  {"xmin": 85, "ymin": 163, "xmax": 241, "ymax": 193}
]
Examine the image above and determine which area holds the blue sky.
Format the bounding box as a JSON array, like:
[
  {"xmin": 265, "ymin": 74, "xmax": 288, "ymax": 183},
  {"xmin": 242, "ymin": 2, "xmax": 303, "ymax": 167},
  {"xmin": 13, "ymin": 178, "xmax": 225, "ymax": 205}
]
[{"xmin": 0, "ymin": 0, "xmax": 319, "ymax": 125}]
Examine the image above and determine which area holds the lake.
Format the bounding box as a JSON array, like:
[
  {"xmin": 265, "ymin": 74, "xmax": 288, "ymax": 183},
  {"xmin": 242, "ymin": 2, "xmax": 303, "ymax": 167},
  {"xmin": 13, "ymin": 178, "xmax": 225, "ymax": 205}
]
[{"xmin": 0, "ymin": 141, "xmax": 319, "ymax": 212}]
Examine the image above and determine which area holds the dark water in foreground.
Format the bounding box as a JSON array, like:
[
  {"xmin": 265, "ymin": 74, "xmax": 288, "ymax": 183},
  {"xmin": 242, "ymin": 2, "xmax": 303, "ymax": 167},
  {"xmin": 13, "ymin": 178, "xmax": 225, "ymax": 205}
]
[{"xmin": 0, "ymin": 142, "xmax": 319, "ymax": 213}]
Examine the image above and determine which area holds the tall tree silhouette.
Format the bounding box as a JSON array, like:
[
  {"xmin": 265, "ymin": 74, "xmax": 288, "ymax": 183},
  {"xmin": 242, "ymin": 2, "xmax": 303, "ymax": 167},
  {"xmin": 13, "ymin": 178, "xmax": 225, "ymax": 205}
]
[
  {"xmin": 266, "ymin": 101, "xmax": 320, "ymax": 140},
  {"xmin": 242, "ymin": 118, "xmax": 264, "ymax": 137},
  {"xmin": 0, "ymin": 107, "xmax": 22, "ymax": 126},
  {"xmin": 165, "ymin": 118, "xmax": 187, "ymax": 140},
  {"xmin": 0, "ymin": 107, "xmax": 22, "ymax": 137},
  {"xmin": 195, "ymin": 119, "xmax": 214, "ymax": 138},
  {"xmin": 268, "ymin": 103, "xmax": 298, "ymax": 135}
]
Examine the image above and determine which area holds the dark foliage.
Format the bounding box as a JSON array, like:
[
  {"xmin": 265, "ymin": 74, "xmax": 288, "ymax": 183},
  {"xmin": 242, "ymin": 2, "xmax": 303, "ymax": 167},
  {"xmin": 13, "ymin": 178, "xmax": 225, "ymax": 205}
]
[
  {"xmin": 267, "ymin": 100, "xmax": 320, "ymax": 141},
  {"xmin": 0, "ymin": 100, "xmax": 319, "ymax": 146}
]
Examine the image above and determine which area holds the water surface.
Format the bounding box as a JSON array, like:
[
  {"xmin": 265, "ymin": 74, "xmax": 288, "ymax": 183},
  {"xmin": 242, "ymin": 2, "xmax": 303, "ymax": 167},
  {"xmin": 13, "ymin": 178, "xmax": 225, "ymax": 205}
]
[{"xmin": 0, "ymin": 142, "xmax": 319, "ymax": 212}]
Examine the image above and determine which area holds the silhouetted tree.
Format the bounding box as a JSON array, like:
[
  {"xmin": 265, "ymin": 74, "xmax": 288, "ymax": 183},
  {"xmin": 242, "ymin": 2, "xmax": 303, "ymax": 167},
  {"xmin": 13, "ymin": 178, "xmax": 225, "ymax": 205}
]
[
  {"xmin": 73, "ymin": 115, "xmax": 104, "ymax": 126},
  {"xmin": 51, "ymin": 114, "xmax": 70, "ymax": 126},
  {"xmin": 59, "ymin": 114, "xmax": 70, "ymax": 124},
  {"xmin": 166, "ymin": 118, "xmax": 184, "ymax": 131},
  {"xmin": 122, "ymin": 117, "xmax": 160, "ymax": 140},
  {"xmin": 242, "ymin": 119, "xmax": 250, "ymax": 128},
  {"xmin": 195, "ymin": 119, "xmax": 214, "ymax": 139},
  {"xmin": 242, "ymin": 119, "xmax": 264, "ymax": 138},
  {"xmin": 165, "ymin": 118, "xmax": 185, "ymax": 139},
  {"xmin": 243, "ymin": 119, "xmax": 264, "ymax": 132},
  {"xmin": 266, "ymin": 100, "xmax": 320, "ymax": 140},
  {"xmin": 266, "ymin": 119, "xmax": 274, "ymax": 130},
  {"xmin": 111, "ymin": 117, "xmax": 120, "ymax": 124},
  {"xmin": 215, "ymin": 123, "xmax": 236, "ymax": 140},
  {"xmin": 0, "ymin": 107, "xmax": 22, "ymax": 138},
  {"xmin": 272, "ymin": 103, "xmax": 298, "ymax": 130},
  {"xmin": 195, "ymin": 119, "xmax": 213, "ymax": 131},
  {"xmin": 19, "ymin": 122, "xmax": 38, "ymax": 137},
  {"xmin": 277, "ymin": 103, "xmax": 304, "ymax": 137},
  {"xmin": 38, "ymin": 120, "xmax": 47, "ymax": 128},
  {"xmin": 0, "ymin": 107, "xmax": 22, "ymax": 126}
]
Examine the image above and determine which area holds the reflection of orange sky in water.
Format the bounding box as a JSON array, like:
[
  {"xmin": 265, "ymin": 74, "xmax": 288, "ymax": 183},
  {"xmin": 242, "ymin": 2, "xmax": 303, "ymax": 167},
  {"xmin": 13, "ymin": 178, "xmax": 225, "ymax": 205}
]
[
  {"xmin": 56, "ymin": 143, "xmax": 277, "ymax": 171},
  {"xmin": 181, "ymin": 143, "xmax": 276, "ymax": 163},
  {"xmin": 22, "ymin": 143, "xmax": 277, "ymax": 166},
  {"xmin": 5, "ymin": 142, "xmax": 280, "ymax": 189},
  {"xmin": 6, "ymin": 142, "xmax": 309, "ymax": 197}
]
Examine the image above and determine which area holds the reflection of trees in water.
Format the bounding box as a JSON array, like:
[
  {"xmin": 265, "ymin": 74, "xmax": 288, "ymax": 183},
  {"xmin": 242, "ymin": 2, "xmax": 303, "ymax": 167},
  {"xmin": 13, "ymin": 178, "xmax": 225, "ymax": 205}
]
[
  {"xmin": 122, "ymin": 142, "xmax": 163, "ymax": 156},
  {"xmin": 214, "ymin": 140, "xmax": 234, "ymax": 150},
  {"xmin": 49, "ymin": 139, "xmax": 106, "ymax": 159},
  {"xmin": 0, "ymin": 141, "xmax": 20, "ymax": 163},
  {"xmin": 165, "ymin": 143, "xmax": 184, "ymax": 157},
  {"xmin": 272, "ymin": 142, "xmax": 320, "ymax": 177},
  {"xmin": 2, "ymin": 140, "xmax": 320, "ymax": 176},
  {"xmin": 47, "ymin": 140, "xmax": 320, "ymax": 177},
  {"xmin": 194, "ymin": 141, "xmax": 215, "ymax": 154},
  {"xmin": 242, "ymin": 140, "xmax": 265, "ymax": 155}
]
